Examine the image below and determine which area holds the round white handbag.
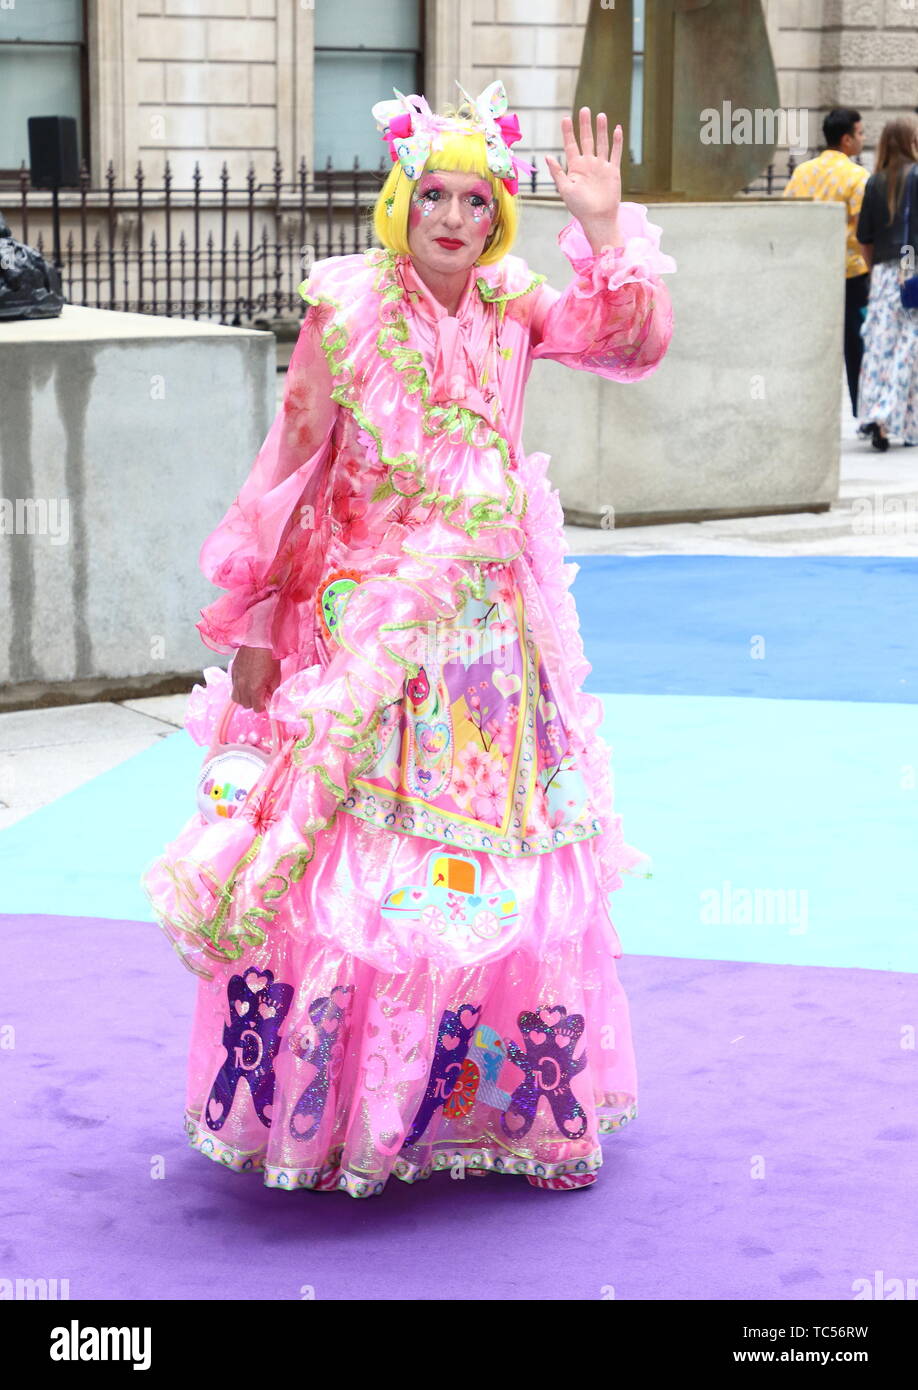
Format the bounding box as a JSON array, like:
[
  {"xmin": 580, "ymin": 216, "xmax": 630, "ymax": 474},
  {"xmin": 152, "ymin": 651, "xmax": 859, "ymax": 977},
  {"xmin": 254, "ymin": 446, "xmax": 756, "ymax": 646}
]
[{"xmin": 195, "ymin": 700, "xmax": 284, "ymax": 824}]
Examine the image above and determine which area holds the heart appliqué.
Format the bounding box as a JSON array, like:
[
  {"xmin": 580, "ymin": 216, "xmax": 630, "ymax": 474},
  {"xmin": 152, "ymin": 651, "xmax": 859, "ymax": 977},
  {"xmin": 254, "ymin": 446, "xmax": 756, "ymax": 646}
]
[
  {"xmin": 442, "ymin": 1034, "xmax": 460, "ymax": 1051},
  {"xmin": 234, "ymin": 1000, "xmax": 249, "ymax": 1016},
  {"xmin": 458, "ymin": 1006, "xmax": 481, "ymax": 1029},
  {"xmin": 493, "ymin": 669, "xmax": 521, "ymax": 698},
  {"xmin": 291, "ymin": 1026, "xmax": 317, "ymax": 1057},
  {"xmin": 411, "ymin": 889, "xmax": 424, "ymax": 901},
  {"xmin": 503, "ymin": 1110, "xmax": 526, "ymax": 1131},
  {"xmin": 207, "ymin": 1098, "xmax": 223, "ymax": 1122},
  {"xmin": 538, "ymin": 694, "xmax": 557, "ymax": 723},
  {"xmin": 528, "ymin": 1029, "xmax": 546, "ymax": 1045},
  {"xmin": 244, "ymin": 971, "xmax": 269, "ymax": 994},
  {"xmin": 291, "ymin": 1112, "xmax": 317, "ymax": 1135},
  {"xmin": 258, "ymin": 1002, "xmax": 276, "ymax": 1019},
  {"xmin": 417, "ymin": 720, "xmax": 450, "ymax": 755},
  {"xmin": 563, "ymin": 1116, "xmax": 583, "ymax": 1135},
  {"xmin": 538, "ymin": 1006, "xmax": 565, "ymax": 1028}
]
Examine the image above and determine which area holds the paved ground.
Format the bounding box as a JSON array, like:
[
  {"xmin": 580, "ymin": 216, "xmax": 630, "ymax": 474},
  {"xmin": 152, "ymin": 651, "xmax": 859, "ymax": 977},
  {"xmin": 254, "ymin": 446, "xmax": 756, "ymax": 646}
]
[{"xmin": 1, "ymin": 381, "xmax": 914, "ymax": 832}]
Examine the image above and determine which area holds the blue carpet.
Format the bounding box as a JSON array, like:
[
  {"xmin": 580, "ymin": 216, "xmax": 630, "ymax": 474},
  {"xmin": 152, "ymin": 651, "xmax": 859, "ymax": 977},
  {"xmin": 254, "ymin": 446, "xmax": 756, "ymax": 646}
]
[
  {"xmin": 601, "ymin": 694, "xmax": 917, "ymax": 974},
  {"xmin": 570, "ymin": 556, "xmax": 918, "ymax": 702},
  {"xmin": 2, "ymin": 695, "xmax": 915, "ymax": 973},
  {"xmin": 0, "ymin": 732, "xmax": 200, "ymax": 926}
]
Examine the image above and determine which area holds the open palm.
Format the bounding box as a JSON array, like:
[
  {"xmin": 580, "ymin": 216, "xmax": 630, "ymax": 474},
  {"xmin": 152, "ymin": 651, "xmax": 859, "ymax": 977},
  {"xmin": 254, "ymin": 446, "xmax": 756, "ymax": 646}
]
[{"xmin": 545, "ymin": 107, "xmax": 622, "ymax": 229}]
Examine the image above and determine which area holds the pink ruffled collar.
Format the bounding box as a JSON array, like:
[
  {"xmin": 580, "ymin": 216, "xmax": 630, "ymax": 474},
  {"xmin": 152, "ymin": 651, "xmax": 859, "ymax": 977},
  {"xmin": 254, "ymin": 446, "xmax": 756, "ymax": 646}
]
[{"xmin": 392, "ymin": 253, "xmax": 502, "ymax": 419}]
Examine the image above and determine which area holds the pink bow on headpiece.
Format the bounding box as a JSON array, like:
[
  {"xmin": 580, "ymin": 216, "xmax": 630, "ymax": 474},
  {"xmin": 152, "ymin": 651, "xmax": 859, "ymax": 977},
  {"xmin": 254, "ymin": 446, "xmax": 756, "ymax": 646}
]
[{"xmin": 371, "ymin": 81, "xmax": 536, "ymax": 195}]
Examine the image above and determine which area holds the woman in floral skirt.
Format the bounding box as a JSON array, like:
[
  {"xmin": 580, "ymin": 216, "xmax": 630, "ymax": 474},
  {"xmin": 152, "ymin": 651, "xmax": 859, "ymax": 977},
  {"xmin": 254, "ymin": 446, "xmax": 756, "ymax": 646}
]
[{"xmin": 856, "ymin": 116, "xmax": 918, "ymax": 450}]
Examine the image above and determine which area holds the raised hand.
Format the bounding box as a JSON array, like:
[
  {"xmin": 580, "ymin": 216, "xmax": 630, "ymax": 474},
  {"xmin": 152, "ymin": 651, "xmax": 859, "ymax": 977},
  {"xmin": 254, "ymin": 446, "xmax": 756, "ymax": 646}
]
[{"xmin": 544, "ymin": 107, "xmax": 624, "ymax": 252}]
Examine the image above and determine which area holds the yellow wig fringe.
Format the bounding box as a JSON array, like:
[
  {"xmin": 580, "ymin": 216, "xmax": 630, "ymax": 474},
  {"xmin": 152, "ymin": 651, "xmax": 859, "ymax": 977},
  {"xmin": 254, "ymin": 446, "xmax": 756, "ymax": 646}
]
[{"xmin": 372, "ymin": 122, "xmax": 519, "ymax": 265}]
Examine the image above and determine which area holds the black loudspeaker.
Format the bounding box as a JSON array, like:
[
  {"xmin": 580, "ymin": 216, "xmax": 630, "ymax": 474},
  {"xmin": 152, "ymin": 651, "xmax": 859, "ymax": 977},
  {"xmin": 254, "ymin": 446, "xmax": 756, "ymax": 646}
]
[{"xmin": 27, "ymin": 116, "xmax": 80, "ymax": 188}]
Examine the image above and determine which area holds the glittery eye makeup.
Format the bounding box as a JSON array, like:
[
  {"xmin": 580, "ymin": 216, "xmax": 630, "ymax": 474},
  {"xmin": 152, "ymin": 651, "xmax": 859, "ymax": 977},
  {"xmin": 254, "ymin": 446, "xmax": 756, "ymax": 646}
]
[
  {"xmin": 469, "ymin": 194, "xmax": 497, "ymax": 225},
  {"xmin": 410, "ymin": 175, "xmax": 497, "ymax": 225},
  {"xmin": 467, "ymin": 179, "xmax": 494, "ymax": 204}
]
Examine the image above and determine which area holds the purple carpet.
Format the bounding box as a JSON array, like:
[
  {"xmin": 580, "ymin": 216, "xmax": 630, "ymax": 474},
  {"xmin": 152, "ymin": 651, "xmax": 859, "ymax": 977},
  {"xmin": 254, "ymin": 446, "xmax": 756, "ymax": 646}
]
[{"xmin": 2, "ymin": 913, "xmax": 914, "ymax": 1301}]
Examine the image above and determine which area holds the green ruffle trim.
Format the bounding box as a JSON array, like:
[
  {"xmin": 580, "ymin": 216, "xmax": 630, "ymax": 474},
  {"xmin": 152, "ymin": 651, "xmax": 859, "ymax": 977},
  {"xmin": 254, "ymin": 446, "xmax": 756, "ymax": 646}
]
[
  {"xmin": 474, "ymin": 271, "xmax": 546, "ymax": 304},
  {"xmin": 475, "ymin": 269, "xmax": 546, "ymax": 327},
  {"xmin": 297, "ymin": 248, "xmax": 530, "ymax": 544}
]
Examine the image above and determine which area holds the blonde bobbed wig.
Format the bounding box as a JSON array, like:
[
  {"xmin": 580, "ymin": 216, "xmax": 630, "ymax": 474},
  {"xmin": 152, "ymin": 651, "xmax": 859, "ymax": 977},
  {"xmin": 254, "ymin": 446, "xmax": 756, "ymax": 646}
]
[{"xmin": 372, "ymin": 107, "xmax": 519, "ymax": 265}]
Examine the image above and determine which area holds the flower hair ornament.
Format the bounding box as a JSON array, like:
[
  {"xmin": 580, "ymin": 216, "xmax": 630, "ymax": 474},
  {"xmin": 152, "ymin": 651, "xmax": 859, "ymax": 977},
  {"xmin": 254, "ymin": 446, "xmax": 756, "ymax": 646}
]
[{"xmin": 371, "ymin": 80, "xmax": 536, "ymax": 195}]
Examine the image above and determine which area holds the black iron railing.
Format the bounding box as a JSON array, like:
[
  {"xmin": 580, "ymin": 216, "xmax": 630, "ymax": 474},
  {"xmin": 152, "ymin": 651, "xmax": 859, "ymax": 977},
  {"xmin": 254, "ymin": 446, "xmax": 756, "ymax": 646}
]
[
  {"xmin": 8, "ymin": 156, "xmax": 409, "ymax": 324},
  {"xmin": 4, "ymin": 153, "xmax": 806, "ymax": 324}
]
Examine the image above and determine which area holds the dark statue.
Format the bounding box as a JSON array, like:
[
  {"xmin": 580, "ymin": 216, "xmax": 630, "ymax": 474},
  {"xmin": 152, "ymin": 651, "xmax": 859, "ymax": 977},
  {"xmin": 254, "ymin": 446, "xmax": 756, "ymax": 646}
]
[{"xmin": 0, "ymin": 211, "xmax": 65, "ymax": 320}]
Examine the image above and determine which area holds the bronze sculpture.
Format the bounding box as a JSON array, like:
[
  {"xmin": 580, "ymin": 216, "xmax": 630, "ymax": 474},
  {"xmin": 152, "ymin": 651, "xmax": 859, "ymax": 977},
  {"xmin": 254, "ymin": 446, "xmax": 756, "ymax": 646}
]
[{"xmin": 573, "ymin": 0, "xmax": 782, "ymax": 199}]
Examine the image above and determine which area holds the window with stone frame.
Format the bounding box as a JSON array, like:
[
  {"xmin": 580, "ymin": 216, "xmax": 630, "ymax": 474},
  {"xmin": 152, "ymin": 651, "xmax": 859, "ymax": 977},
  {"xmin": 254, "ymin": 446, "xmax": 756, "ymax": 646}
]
[
  {"xmin": 313, "ymin": 0, "xmax": 424, "ymax": 180},
  {"xmin": 0, "ymin": 0, "xmax": 88, "ymax": 182}
]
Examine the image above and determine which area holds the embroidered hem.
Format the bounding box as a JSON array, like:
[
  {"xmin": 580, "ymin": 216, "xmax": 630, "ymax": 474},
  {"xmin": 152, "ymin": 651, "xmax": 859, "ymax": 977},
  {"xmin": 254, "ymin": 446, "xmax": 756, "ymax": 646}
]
[
  {"xmin": 183, "ymin": 1105, "xmax": 635, "ymax": 1199},
  {"xmin": 338, "ymin": 795, "xmax": 604, "ymax": 858}
]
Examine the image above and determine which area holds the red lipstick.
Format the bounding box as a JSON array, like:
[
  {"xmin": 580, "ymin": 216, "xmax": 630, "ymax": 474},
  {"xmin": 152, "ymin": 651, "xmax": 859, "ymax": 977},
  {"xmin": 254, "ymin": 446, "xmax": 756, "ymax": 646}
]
[{"xmin": 435, "ymin": 237, "xmax": 464, "ymax": 249}]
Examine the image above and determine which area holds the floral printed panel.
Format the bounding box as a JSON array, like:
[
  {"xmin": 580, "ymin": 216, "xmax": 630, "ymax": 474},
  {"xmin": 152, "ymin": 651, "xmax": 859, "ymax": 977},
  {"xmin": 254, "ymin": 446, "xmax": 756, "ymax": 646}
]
[{"xmin": 338, "ymin": 565, "xmax": 599, "ymax": 856}]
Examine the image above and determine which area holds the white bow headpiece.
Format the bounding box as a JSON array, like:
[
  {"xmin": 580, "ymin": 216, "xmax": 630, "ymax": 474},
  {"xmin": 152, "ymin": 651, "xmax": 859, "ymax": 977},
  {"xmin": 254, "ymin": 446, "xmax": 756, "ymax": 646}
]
[{"xmin": 371, "ymin": 81, "xmax": 535, "ymax": 191}]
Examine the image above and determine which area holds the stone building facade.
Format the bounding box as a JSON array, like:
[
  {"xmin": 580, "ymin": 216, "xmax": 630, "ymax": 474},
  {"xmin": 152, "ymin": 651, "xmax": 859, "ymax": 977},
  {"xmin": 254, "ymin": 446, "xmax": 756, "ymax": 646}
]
[
  {"xmin": 97, "ymin": 0, "xmax": 918, "ymax": 184},
  {"xmin": 765, "ymin": 0, "xmax": 918, "ymax": 167},
  {"xmin": 4, "ymin": 0, "xmax": 918, "ymax": 326},
  {"xmin": 3, "ymin": 1, "xmax": 917, "ymax": 191}
]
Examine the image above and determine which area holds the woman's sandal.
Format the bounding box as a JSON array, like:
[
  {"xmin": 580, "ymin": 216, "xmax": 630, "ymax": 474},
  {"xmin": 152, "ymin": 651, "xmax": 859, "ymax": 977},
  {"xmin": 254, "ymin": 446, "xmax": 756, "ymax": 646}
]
[{"xmin": 866, "ymin": 422, "xmax": 890, "ymax": 452}]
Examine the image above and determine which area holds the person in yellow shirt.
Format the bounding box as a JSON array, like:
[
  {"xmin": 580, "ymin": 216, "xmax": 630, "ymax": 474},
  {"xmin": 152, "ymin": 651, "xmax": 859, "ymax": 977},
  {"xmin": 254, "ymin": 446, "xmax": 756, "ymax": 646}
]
[{"xmin": 784, "ymin": 108, "xmax": 868, "ymax": 420}]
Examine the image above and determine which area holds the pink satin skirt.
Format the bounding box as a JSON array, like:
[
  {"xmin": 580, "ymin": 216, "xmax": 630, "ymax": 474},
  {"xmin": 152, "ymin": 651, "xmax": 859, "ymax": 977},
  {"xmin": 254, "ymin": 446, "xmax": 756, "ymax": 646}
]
[{"xmin": 175, "ymin": 809, "xmax": 639, "ymax": 1199}]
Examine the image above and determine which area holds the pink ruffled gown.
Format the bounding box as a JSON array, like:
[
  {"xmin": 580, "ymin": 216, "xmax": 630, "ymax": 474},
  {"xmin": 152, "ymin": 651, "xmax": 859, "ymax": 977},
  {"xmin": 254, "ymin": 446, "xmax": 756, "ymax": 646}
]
[{"xmin": 142, "ymin": 206, "xmax": 676, "ymax": 1198}]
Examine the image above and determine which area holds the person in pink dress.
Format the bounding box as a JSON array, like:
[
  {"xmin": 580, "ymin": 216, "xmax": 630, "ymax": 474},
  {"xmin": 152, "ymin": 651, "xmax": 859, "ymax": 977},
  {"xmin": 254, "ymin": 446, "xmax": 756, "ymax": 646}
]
[{"xmin": 142, "ymin": 82, "xmax": 676, "ymax": 1199}]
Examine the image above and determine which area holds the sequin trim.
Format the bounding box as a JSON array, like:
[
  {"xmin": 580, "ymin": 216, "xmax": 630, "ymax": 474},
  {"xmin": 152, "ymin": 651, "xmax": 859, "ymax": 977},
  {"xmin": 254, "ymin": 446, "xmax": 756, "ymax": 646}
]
[
  {"xmin": 182, "ymin": 1109, "xmax": 631, "ymax": 1199},
  {"xmin": 339, "ymin": 795, "xmax": 602, "ymax": 857}
]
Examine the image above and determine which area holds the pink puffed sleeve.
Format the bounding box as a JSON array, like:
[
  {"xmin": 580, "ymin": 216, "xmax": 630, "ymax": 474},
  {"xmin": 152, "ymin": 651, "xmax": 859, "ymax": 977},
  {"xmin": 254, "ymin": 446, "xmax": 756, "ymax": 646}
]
[
  {"xmin": 529, "ymin": 202, "xmax": 676, "ymax": 381},
  {"xmin": 195, "ymin": 301, "xmax": 339, "ymax": 661}
]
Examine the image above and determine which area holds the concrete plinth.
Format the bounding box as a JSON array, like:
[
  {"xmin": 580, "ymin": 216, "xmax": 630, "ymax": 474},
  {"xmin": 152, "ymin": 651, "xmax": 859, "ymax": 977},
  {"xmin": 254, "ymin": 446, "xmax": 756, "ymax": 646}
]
[
  {"xmin": 514, "ymin": 197, "xmax": 844, "ymax": 527},
  {"xmin": 0, "ymin": 306, "xmax": 274, "ymax": 690}
]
